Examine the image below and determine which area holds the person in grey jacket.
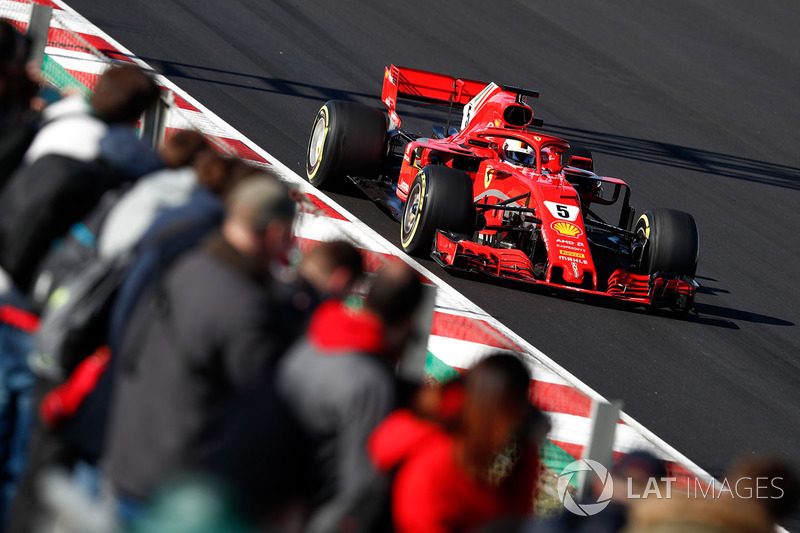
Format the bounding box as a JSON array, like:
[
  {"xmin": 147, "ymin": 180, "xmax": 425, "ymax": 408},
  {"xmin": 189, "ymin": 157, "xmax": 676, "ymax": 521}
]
[
  {"xmin": 276, "ymin": 261, "xmax": 424, "ymax": 533},
  {"xmin": 103, "ymin": 174, "xmax": 299, "ymax": 510}
]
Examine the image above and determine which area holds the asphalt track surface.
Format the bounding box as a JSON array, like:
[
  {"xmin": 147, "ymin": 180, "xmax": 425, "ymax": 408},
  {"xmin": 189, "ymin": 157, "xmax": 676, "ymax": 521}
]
[{"xmin": 68, "ymin": 0, "xmax": 799, "ymax": 499}]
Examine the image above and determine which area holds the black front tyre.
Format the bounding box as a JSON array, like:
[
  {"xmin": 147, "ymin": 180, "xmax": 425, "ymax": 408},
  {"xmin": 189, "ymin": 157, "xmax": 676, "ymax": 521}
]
[
  {"xmin": 635, "ymin": 208, "xmax": 699, "ymax": 277},
  {"xmin": 400, "ymin": 165, "xmax": 474, "ymax": 257},
  {"xmin": 306, "ymin": 100, "xmax": 387, "ymax": 189}
]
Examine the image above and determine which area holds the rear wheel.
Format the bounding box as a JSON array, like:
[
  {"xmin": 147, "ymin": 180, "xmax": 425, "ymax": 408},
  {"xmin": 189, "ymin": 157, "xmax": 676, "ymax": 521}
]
[
  {"xmin": 306, "ymin": 100, "xmax": 387, "ymax": 189},
  {"xmin": 400, "ymin": 166, "xmax": 474, "ymax": 257},
  {"xmin": 635, "ymin": 208, "xmax": 699, "ymax": 277}
]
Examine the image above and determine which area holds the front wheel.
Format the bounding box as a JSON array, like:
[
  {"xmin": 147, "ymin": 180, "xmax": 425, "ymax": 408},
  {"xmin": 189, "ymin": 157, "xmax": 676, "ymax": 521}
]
[
  {"xmin": 306, "ymin": 100, "xmax": 387, "ymax": 189},
  {"xmin": 400, "ymin": 165, "xmax": 474, "ymax": 257},
  {"xmin": 635, "ymin": 208, "xmax": 699, "ymax": 277}
]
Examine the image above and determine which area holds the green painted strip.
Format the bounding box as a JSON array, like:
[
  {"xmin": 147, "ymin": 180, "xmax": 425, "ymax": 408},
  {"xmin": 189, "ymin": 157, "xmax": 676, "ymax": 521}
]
[
  {"xmin": 41, "ymin": 54, "xmax": 92, "ymax": 96},
  {"xmin": 424, "ymin": 351, "xmax": 460, "ymax": 383},
  {"xmin": 541, "ymin": 440, "xmax": 579, "ymax": 487}
]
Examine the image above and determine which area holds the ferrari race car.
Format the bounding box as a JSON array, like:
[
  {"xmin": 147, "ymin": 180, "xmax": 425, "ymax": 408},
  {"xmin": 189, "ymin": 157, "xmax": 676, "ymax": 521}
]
[{"xmin": 305, "ymin": 65, "xmax": 700, "ymax": 311}]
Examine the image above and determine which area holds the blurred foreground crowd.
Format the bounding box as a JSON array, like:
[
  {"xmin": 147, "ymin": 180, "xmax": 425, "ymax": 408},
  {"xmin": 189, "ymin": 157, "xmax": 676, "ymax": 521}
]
[{"xmin": 0, "ymin": 19, "xmax": 797, "ymax": 533}]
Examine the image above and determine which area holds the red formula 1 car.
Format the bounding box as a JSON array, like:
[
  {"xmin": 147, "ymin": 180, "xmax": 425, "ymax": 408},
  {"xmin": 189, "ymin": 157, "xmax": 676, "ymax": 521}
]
[{"xmin": 306, "ymin": 65, "xmax": 699, "ymax": 311}]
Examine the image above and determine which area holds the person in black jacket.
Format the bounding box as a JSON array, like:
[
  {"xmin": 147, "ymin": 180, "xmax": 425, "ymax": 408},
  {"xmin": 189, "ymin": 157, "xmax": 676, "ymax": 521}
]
[
  {"xmin": 0, "ymin": 20, "xmax": 38, "ymax": 191},
  {"xmin": 103, "ymin": 174, "xmax": 301, "ymax": 521}
]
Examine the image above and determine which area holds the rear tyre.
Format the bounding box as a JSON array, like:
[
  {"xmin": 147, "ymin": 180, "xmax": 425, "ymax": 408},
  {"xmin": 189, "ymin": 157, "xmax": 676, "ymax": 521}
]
[
  {"xmin": 306, "ymin": 100, "xmax": 387, "ymax": 189},
  {"xmin": 400, "ymin": 165, "xmax": 474, "ymax": 257},
  {"xmin": 635, "ymin": 208, "xmax": 699, "ymax": 277}
]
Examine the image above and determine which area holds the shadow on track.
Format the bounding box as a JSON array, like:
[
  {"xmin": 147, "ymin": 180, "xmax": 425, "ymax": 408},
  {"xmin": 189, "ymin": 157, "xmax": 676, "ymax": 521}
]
[
  {"xmin": 694, "ymin": 276, "xmax": 730, "ymax": 297},
  {"xmin": 140, "ymin": 57, "xmax": 375, "ymax": 103},
  {"xmin": 138, "ymin": 58, "xmax": 800, "ymax": 191},
  {"xmin": 692, "ymin": 303, "xmax": 794, "ymax": 327},
  {"xmin": 690, "ymin": 276, "xmax": 794, "ymax": 326},
  {"xmin": 544, "ymin": 124, "xmax": 800, "ymax": 191},
  {"xmin": 140, "ymin": 57, "xmax": 458, "ymax": 127},
  {"xmin": 437, "ymin": 270, "xmax": 794, "ymax": 330}
]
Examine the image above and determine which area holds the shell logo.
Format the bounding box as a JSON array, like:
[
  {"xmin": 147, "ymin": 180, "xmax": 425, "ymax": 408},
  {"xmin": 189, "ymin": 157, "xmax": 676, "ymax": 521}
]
[{"xmin": 551, "ymin": 221, "xmax": 583, "ymax": 238}]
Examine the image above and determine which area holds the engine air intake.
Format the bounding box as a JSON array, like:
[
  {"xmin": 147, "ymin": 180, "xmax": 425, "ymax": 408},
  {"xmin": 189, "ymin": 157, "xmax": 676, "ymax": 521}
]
[{"xmin": 503, "ymin": 104, "xmax": 533, "ymax": 127}]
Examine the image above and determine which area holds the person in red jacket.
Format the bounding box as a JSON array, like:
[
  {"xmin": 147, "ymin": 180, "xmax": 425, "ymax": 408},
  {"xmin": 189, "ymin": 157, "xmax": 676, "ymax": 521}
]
[{"xmin": 370, "ymin": 353, "xmax": 550, "ymax": 533}]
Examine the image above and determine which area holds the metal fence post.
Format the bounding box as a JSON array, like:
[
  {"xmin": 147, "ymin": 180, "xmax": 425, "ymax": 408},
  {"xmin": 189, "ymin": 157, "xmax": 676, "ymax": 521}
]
[
  {"xmin": 26, "ymin": 3, "xmax": 53, "ymax": 72},
  {"xmin": 396, "ymin": 282, "xmax": 437, "ymax": 382},
  {"xmin": 578, "ymin": 399, "xmax": 623, "ymax": 501},
  {"xmin": 141, "ymin": 89, "xmax": 173, "ymax": 150}
]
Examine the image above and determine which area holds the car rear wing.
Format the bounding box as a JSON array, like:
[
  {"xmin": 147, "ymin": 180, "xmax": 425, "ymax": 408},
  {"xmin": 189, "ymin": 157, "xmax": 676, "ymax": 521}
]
[{"xmin": 381, "ymin": 64, "xmax": 488, "ymax": 128}]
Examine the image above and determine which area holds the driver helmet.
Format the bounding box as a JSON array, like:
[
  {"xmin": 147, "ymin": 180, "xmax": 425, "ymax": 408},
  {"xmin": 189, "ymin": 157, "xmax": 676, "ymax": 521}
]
[{"xmin": 502, "ymin": 139, "xmax": 535, "ymax": 167}]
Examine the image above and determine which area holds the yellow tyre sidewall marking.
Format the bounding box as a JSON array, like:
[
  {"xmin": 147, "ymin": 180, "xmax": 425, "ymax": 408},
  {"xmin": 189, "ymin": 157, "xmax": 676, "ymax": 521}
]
[
  {"xmin": 307, "ymin": 106, "xmax": 329, "ymax": 181},
  {"xmin": 401, "ymin": 170, "xmax": 427, "ymax": 248},
  {"xmin": 637, "ymin": 213, "xmax": 651, "ymax": 239}
]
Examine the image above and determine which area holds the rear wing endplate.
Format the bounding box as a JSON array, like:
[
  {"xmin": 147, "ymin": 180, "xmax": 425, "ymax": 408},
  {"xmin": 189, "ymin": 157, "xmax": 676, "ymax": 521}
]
[{"xmin": 381, "ymin": 64, "xmax": 488, "ymax": 129}]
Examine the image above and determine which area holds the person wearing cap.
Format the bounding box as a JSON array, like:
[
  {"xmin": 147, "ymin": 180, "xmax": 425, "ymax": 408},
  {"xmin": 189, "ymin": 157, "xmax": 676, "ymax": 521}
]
[{"xmin": 102, "ymin": 173, "xmax": 300, "ymax": 514}]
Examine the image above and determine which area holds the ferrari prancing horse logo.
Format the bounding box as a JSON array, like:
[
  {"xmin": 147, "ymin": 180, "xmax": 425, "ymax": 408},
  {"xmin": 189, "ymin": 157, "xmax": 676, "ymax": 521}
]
[{"xmin": 484, "ymin": 166, "xmax": 495, "ymax": 188}]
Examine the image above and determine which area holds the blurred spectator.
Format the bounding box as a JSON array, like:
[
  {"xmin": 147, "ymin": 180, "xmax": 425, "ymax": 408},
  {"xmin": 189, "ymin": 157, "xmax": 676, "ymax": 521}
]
[
  {"xmin": 47, "ymin": 154, "xmax": 258, "ymax": 474},
  {"xmin": 369, "ymin": 377, "xmax": 468, "ymax": 469},
  {"xmin": 95, "ymin": 129, "xmax": 211, "ymax": 260},
  {"xmin": 625, "ymin": 455, "xmax": 800, "ymax": 533},
  {"xmin": 0, "ymin": 21, "xmax": 49, "ymax": 528},
  {"xmin": 206, "ymin": 367, "xmax": 313, "ymax": 531},
  {"xmin": 370, "ymin": 353, "xmax": 546, "ymax": 533},
  {"xmin": 291, "ymin": 239, "xmax": 364, "ymax": 314},
  {"xmin": 0, "ymin": 63, "xmax": 161, "ymax": 293},
  {"xmin": 23, "ymin": 62, "xmax": 159, "ymax": 169},
  {"xmin": 205, "ymin": 241, "xmax": 365, "ymax": 527},
  {"xmin": 298, "ymin": 240, "xmax": 364, "ymax": 301},
  {"xmin": 276, "ymin": 261, "xmax": 424, "ymax": 533},
  {"xmin": 0, "ymin": 21, "xmax": 39, "ymax": 527},
  {"xmin": 0, "ymin": 294, "xmax": 36, "ymax": 529},
  {"xmin": 158, "ymin": 129, "xmax": 210, "ymax": 169},
  {"xmin": 103, "ymin": 175, "xmax": 299, "ymax": 518},
  {"xmin": 726, "ymin": 455, "xmax": 800, "ymax": 528},
  {"xmin": 29, "ymin": 129, "xmax": 211, "ymax": 308},
  {"xmin": 0, "ymin": 20, "xmax": 30, "ymax": 65},
  {"xmin": 0, "ymin": 20, "xmax": 38, "ymax": 190},
  {"xmin": 358, "ymin": 377, "xmax": 466, "ymax": 532},
  {"xmin": 127, "ymin": 474, "xmax": 257, "ymax": 533},
  {"xmin": 5, "ymin": 154, "xmax": 257, "ymax": 533},
  {"xmin": 105, "ymin": 153, "xmax": 257, "ymax": 354}
]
